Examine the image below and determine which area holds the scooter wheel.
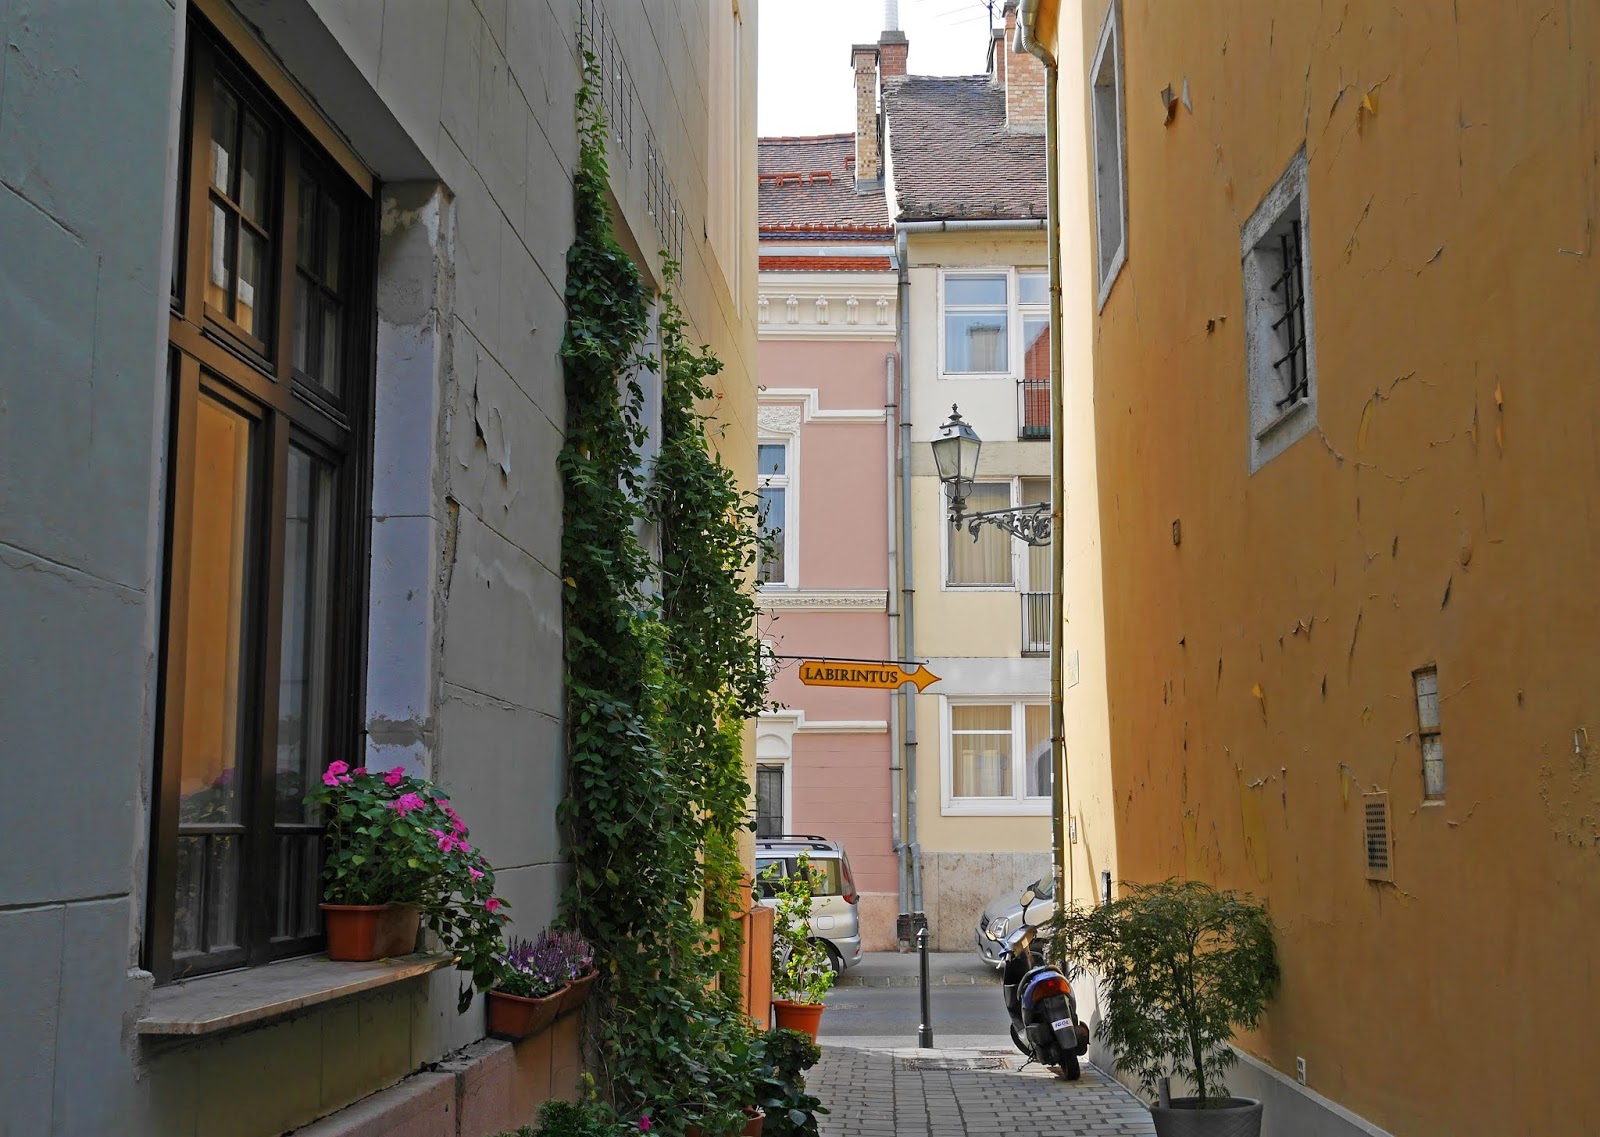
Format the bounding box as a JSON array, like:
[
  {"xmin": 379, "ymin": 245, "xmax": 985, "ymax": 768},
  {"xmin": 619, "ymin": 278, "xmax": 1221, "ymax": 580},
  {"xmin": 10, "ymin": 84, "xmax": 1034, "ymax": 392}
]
[
  {"xmin": 1009, "ymin": 1024, "xmax": 1031, "ymax": 1057},
  {"xmin": 1055, "ymin": 1051, "xmax": 1081, "ymax": 1081}
]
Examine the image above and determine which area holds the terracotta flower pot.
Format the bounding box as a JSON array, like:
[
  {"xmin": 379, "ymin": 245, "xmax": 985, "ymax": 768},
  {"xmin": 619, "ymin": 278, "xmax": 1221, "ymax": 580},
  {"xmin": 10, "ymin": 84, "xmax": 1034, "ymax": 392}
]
[
  {"xmin": 486, "ymin": 987, "xmax": 563, "ymax": 1040},
  {"xmin": 321, "ymin": 903, "xmax": 421, "ymax": 961},
  {"xmin": 771, "ymin": 998, "xmax": 825, "ymax": 1040},
  {"xmin": 554, "ymin": 970, "xmax": 598, "ymax": 1017}
]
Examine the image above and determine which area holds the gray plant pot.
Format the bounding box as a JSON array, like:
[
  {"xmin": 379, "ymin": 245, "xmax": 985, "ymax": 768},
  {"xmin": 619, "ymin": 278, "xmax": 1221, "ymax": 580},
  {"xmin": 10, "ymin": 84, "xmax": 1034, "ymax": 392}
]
[{"xmin": 1150, "ymin": 1097, "xmax": 1263, "ymax": 1137}]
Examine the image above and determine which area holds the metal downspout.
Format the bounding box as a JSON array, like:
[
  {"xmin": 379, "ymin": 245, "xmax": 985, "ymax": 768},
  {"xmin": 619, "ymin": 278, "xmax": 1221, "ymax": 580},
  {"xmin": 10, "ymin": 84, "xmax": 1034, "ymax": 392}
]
[
  {"xmin": 886, "ymin": 353, "xmax": 904, "ymax": 921},
  {"xmin": 896, "ymin": 226, "xmax": 924, "ymax": 922},
  {"xmin": 1017, "ymin": 5, "xmax": 1072, "ymax": 908}
]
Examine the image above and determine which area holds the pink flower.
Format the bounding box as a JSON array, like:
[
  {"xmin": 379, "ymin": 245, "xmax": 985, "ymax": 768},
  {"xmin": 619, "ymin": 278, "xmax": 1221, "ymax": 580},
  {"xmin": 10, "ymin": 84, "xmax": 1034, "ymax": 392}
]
[
  {"xmin": 392, "ymin": 792, "xmax": 426, "ymax": 816},
  {"xmin": 468, "ymin": 867, "xmax": 485, "ymax": 881},
  {"xmin": 352, "ymin": 766, "xmax": 367, "ymax": 777},
  {"xmin": 326, "ymin": 760, "xmax": 349, "ymax": 777},
  {"xmin": 321, "ymin": 769, "xmax": 342, "ymax": 787},
  {"xmin": 638, "ymin": 1116, "xmax": 652, "ymax": 1133},
  {"xmin": 429, "ymin": 828, "xmax": 459, "ymax": 853},
  {"xmin": 484, "ymin": 898, "xmax": 503, "ymax": 914},
  {"xmin": 384, "ymin": 766, "xmax": 406, "ymax": 787},
  {"xmin": 451, "ymin": 820, "xmax": 468, "ymax": 837}
]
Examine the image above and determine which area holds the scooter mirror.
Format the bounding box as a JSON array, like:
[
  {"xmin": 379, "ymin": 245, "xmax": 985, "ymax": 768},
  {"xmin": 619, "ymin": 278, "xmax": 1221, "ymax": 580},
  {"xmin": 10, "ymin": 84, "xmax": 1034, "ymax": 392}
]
[
  {"xmin": 1019, "ymin": 888, "xmax": 1036, "ymax": 908},
  {"xmin": 985, "ymin": 925, "xmax": 999, "ymax": 942}
]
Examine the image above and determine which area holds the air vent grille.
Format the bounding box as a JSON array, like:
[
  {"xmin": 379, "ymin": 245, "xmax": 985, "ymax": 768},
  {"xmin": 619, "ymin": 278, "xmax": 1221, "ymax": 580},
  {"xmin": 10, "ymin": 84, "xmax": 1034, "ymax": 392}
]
[{"xmin": 1364, "ymin": 791, "xmax": 1393, "ymax": 882}]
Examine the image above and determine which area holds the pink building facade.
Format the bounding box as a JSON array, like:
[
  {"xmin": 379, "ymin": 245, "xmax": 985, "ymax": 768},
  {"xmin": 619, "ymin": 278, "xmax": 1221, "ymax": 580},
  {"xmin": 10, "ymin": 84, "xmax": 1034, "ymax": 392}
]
[{"xmin": 756, "ymin": 137, "xmax": 901, "ymax": 949}]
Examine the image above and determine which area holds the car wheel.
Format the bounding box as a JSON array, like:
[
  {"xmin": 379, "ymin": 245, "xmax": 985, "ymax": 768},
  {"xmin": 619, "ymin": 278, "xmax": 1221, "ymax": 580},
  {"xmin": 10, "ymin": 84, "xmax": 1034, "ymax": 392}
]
[{"xmin": 822, "ymin": 942, "xmax": 844, "ymax": 977}]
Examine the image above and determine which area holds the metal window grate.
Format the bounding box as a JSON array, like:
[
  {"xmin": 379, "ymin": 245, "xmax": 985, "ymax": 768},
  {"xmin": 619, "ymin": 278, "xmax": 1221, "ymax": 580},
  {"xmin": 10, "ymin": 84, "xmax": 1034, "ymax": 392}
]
[
  {"xmin": 1268, "ymin": 218, "xmax": 1309, "ymax": 410},
  {"xmin": 1020, "ymin": 592, "xmax": 1051, "ymax": 655},
  {"xmin": 1019, "ymin": 377, "xmax": 1051, "ymax": 439},
  {"xmin": 1363, "ymin": 791, "xmax": 1393, "ymax": 882}
]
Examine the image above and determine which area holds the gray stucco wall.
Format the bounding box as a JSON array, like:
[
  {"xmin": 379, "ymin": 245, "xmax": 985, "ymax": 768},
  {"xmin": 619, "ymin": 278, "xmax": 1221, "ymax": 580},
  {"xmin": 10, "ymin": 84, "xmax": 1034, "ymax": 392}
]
[
  {"xmin": 3, "ymin": 0, "xmax": 753, "ymax": 1133},
  {"xmin": 0, "ymin": 0, "xmax": 178, "ymax": 1131}
]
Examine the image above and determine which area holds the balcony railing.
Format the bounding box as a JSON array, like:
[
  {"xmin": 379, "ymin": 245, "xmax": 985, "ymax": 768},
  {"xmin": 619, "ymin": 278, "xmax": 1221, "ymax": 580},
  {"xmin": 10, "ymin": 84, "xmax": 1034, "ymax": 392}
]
[
  {"xmin": 1019, "ymin": 377, "xmax": 1050, "ymax": 440},
  {"xmin": 1020, "ymin": 591, "xmax": 1051, "ymax": 655}
]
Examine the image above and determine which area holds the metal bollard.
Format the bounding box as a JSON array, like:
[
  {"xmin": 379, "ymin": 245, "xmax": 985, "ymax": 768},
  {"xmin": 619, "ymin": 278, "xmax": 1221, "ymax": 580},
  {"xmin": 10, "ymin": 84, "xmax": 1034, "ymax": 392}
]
[{"xmin": 916, "ymin": 925, "xmax": 934, "ymax": 1048}]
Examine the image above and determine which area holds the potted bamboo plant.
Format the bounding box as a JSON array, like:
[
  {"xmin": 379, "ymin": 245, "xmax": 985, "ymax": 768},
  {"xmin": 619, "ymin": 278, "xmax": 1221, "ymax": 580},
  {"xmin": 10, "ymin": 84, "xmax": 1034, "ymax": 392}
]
[
  {"xmin": 765, "ymin": 856, "xmax": 834, "ymax": 1040},
  {"xmin": 307, "ymin": 761, "xmax": 510, "ymax": 1011},
  {"xmin": 1053, "ymin": 879, "xmax": 1280, "ymax": 1137}
]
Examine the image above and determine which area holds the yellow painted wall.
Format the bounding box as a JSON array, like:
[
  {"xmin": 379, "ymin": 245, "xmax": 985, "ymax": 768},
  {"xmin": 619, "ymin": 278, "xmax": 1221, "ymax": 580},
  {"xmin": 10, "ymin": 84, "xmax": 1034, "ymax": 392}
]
[{"xmin": 1056, "ymin": 1, "xmax": 1600, "ymax": 1133}]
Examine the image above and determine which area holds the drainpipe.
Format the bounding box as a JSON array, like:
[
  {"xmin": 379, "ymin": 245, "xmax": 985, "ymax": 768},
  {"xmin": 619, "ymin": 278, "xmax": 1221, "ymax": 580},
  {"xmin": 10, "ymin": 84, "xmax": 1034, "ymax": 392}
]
[
  {"xmin": 894, "ymin": 218, "xmax": 1046, "ymax": 234},
  {"xmin": 895, "ymin": 226, "xmax": 924, "ymax": 922},
  {"xmin": 886, "ymin": 352, "xmax": 904, "ymax": 920},
  {"xmin": 1017, "ymin": 2, "xmax": 1073, "ymax": 908}
]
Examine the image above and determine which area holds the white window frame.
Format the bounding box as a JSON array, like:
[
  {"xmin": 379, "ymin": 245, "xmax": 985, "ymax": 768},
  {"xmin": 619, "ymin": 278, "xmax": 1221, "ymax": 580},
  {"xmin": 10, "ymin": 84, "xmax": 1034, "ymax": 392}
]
[
  {"xmin": 756, "ymin": 433, "xmax": 798, "ymax": 588},
  {"xmin": 1090, "ymin": 0, "xmax": 1127, "ymax": 310},
  {"xmin": 938, "ymin": 267, "xmax": 1049, "ymax": 379},
  {"xmin": 942, "ymin": 476, "xmax": 1042, "ymax": 592},
  {"xmin": 1240, "ymin": 146, "xmax": 1316, "ymax": 472},
  {"xmin": 756, "ymin": 710, "xmax": 798, "ymax": 835},
  {"xmin": 940, "ymin": 696, "xmax": 1052, "ymax": 816}
]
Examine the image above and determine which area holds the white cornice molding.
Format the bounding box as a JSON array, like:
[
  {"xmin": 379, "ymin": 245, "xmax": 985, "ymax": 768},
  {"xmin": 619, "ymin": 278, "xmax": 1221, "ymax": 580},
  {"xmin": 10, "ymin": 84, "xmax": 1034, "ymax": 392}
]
[
  {"xmin": 759, "ymin": 388, "xmax": 887, "ymax": 426},
  {"xmin": 757, "ymin": 272, "xmax": 897, "ymax": 340},
  {"xmin": 758, "ymin": 709, "xmax": 889, "ymax": 735},
  {"xmin": 757, "ymin": 588, "xmax": 889, "ymax": 610}
]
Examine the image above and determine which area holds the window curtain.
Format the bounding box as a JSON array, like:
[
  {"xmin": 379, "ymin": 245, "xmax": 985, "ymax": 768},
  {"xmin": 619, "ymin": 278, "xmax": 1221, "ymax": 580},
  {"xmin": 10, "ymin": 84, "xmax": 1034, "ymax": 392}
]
[
  {"xmin": 1024, "ymin": 704, "xmax": 1052, "ymax": 798},
  {"xmin": 948, "ymin": 482, "xmax": 1013, "ymax": 585},
  {"xmin": 951, "ymin": 704, "xmax": 1013, "ymax": 796}
]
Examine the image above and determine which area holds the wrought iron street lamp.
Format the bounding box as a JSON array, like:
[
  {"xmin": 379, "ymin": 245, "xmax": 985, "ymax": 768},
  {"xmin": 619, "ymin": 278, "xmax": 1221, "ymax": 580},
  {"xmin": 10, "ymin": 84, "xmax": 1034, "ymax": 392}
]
[{"xmin": 931, "ymin": 405, "xmax": 1053, "ymax": 546}]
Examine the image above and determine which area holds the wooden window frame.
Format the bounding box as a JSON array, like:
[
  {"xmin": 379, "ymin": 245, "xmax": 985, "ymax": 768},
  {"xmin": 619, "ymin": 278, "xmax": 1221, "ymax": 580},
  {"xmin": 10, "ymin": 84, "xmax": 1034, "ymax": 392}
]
[{"xmin": 146, "ymin": 14, "xmax": 377, "ymax": 984}]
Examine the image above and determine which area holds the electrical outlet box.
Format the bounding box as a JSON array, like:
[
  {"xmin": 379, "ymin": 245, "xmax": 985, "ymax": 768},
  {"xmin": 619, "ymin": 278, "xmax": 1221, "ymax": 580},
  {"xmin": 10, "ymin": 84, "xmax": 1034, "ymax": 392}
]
[{"xmin": 1295, "ymin": 1057, "xmax": 1306, "ymax": 1085}]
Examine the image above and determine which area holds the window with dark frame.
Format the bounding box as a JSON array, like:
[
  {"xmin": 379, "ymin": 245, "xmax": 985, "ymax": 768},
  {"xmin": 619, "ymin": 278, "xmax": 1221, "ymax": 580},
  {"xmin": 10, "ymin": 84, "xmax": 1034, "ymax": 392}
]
[{"xmin": 148, "ymin": 15, "xmax": 375, "ymax": 984}]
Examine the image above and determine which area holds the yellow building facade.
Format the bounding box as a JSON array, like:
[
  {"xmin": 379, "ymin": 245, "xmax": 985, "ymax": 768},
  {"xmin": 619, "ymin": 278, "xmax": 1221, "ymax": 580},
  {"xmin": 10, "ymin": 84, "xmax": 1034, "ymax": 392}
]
[{"xmin": 1027, "ymin": 1, "xmax": 1600, "ymax": 1133}]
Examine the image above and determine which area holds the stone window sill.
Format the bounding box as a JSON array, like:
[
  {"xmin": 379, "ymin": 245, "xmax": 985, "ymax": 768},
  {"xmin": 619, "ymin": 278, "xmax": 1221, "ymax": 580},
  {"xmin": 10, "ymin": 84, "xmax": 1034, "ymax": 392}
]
[{"xmin": 137, "ymin": 952, "xmax": 452, "ymax": 1037}]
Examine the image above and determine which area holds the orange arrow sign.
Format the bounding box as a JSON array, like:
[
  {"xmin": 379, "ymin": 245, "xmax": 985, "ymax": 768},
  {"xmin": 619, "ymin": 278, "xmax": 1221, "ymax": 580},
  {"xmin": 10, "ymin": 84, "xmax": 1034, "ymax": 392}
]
[{"xmin": 796, "ymin": 660, "xmax": 941, "ymax": 691}]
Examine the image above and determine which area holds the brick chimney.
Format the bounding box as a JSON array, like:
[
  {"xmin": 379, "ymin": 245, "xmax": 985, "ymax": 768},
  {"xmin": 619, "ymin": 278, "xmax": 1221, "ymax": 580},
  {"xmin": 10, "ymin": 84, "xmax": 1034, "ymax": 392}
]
[
  {"xmin": 878, "ymin": 29, "xmax": 908, "ymax": 78},
  {"xmin": 1002, "ymin": 0, "xmax": 1045, "ymax": 131},
  {"xmin": 851, "ymin": 43, "xmax": 881, "ymax": 185}
]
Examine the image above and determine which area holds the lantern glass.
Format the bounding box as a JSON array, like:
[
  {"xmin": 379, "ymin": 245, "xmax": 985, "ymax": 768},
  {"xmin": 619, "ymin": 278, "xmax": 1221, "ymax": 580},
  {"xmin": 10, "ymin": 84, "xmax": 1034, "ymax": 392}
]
[{"xmin": 931, "ymin": 406, "xmax": 983, "ymax": 501}]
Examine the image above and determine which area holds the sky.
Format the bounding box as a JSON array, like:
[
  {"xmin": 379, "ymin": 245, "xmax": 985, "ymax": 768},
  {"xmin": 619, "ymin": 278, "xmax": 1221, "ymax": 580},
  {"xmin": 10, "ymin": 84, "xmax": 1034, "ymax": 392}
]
[{"xmin": 757, "ymin": 0, "xmax": 1003, "ymax": 137}]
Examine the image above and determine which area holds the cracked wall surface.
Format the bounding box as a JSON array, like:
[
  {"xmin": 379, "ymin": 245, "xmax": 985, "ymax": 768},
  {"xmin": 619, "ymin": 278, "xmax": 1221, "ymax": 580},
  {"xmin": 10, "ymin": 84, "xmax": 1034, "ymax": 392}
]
[{"xmin": 1072, "ymin": 1, "xmax": 1600, "ymax": 1134}]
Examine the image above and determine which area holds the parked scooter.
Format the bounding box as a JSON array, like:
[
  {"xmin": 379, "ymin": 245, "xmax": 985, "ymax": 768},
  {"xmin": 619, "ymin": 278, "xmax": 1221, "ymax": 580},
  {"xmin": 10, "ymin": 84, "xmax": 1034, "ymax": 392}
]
[{"xmin": 986, "ymin": 886, "xmax": 1090, "ymax": 1079}]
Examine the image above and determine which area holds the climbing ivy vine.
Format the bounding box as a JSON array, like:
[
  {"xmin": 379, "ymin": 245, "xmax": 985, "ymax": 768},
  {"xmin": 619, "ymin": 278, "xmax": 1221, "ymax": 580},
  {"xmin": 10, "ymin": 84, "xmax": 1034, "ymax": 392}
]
[{"xmin": 558, "ymin": 31, "xmax": 769, "ymax": 1134}]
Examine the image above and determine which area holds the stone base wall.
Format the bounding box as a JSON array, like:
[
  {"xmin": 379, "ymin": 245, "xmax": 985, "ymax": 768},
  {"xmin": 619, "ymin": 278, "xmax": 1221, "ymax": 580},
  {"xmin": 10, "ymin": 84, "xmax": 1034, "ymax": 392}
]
[
  {"xmin": 293, "ymin": 1017, "xmax": 583, "ymax": 1137},
  {"xmin": 921, "ymin": 850, "xmax": 1053, "ymax": 952}
]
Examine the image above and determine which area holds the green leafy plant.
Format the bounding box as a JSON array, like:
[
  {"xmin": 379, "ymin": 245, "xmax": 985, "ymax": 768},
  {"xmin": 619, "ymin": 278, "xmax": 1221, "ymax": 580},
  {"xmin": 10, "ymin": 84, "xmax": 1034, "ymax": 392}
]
[
  {"xmin": 1051, "ymin": 878, "xmax": 1280, "ymax": 1107},
  {"xmin": 754, "ymin": 1028, "xmax": 827, "ymax": 1137},
  {"xmin": 557, "ymin": 20, "xmax": 770, "ymax": 1133},
  {"xmin": 307, "ymin": 761, "xmax": 508, "ymax": 1010},
  {"xmin": 766, "ymin": 856, "xmax": 835, "ymax": 1006}
]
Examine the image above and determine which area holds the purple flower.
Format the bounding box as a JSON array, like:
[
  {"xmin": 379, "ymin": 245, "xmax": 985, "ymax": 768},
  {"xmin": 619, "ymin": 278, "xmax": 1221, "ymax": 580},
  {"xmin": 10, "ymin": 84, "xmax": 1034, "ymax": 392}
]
[{"xmin": 639, "ymin": 1116, "xmax": 652, "ymax": 1133}]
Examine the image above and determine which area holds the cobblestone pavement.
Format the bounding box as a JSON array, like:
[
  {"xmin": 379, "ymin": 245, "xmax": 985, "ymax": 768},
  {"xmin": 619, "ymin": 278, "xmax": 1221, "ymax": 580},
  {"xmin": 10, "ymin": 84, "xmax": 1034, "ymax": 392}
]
[{"xmin": 811, "ymin": 1044, "xmax": 1155, "ymax": 1137}]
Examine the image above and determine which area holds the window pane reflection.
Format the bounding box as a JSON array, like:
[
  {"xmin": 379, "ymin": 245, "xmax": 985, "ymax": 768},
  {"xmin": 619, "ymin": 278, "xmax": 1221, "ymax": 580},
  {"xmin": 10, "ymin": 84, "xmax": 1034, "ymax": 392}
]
[
  {"xmin": 177, "ymin": 393, "xmax": 255, "ymax": 827},
  {"xmin": 276, "ymin": 447, "xmax": 335, "ymax": 824},
  {"xmin": 210, "ymin": 82, "xmax": 237, "ymax": 194},
  {"xmin": 236, "ymin": 227, "xmax": 266, "ymax": 337}
]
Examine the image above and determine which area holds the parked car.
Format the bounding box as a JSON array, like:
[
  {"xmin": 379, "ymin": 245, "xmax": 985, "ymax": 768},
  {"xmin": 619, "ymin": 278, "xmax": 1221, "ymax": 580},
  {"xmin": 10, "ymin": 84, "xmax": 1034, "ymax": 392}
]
[
  {"xmin": 755, "ymin": 834, "xmax": 863, "ymax": 975},
  {"xmin": 975, "ymin": 875, "xmax": 1056, "ymax": 967}
]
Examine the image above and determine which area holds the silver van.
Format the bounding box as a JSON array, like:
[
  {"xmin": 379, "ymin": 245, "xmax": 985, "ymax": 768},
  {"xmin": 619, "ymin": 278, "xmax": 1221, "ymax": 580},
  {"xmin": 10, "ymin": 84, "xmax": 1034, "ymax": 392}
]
[{"xmin": 755, "ymin": 835, "xmax": 863, "ymax": 974}]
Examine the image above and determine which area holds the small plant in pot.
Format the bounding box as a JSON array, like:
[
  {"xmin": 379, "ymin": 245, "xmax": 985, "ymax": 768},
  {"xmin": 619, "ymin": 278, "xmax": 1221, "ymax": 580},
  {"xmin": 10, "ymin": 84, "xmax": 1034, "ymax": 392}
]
[
  {"xmin": 765, "ymin": 856, "xmax": 834, "ymax": 1040},
  {"xmin": 308, "ymin": 761, "xmax": 510, "ymax": 1011},
  {"xmin": 488, "ymin": 928, "xmax": 597, "ymax": 1040},
  {"xmin": 680, "ymin": 1011, "xmax": 766, "ymax": 1137},
  {"xmin": 1052, "ymin": 878, "xmax": 1280, "ymax": 1137}
]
